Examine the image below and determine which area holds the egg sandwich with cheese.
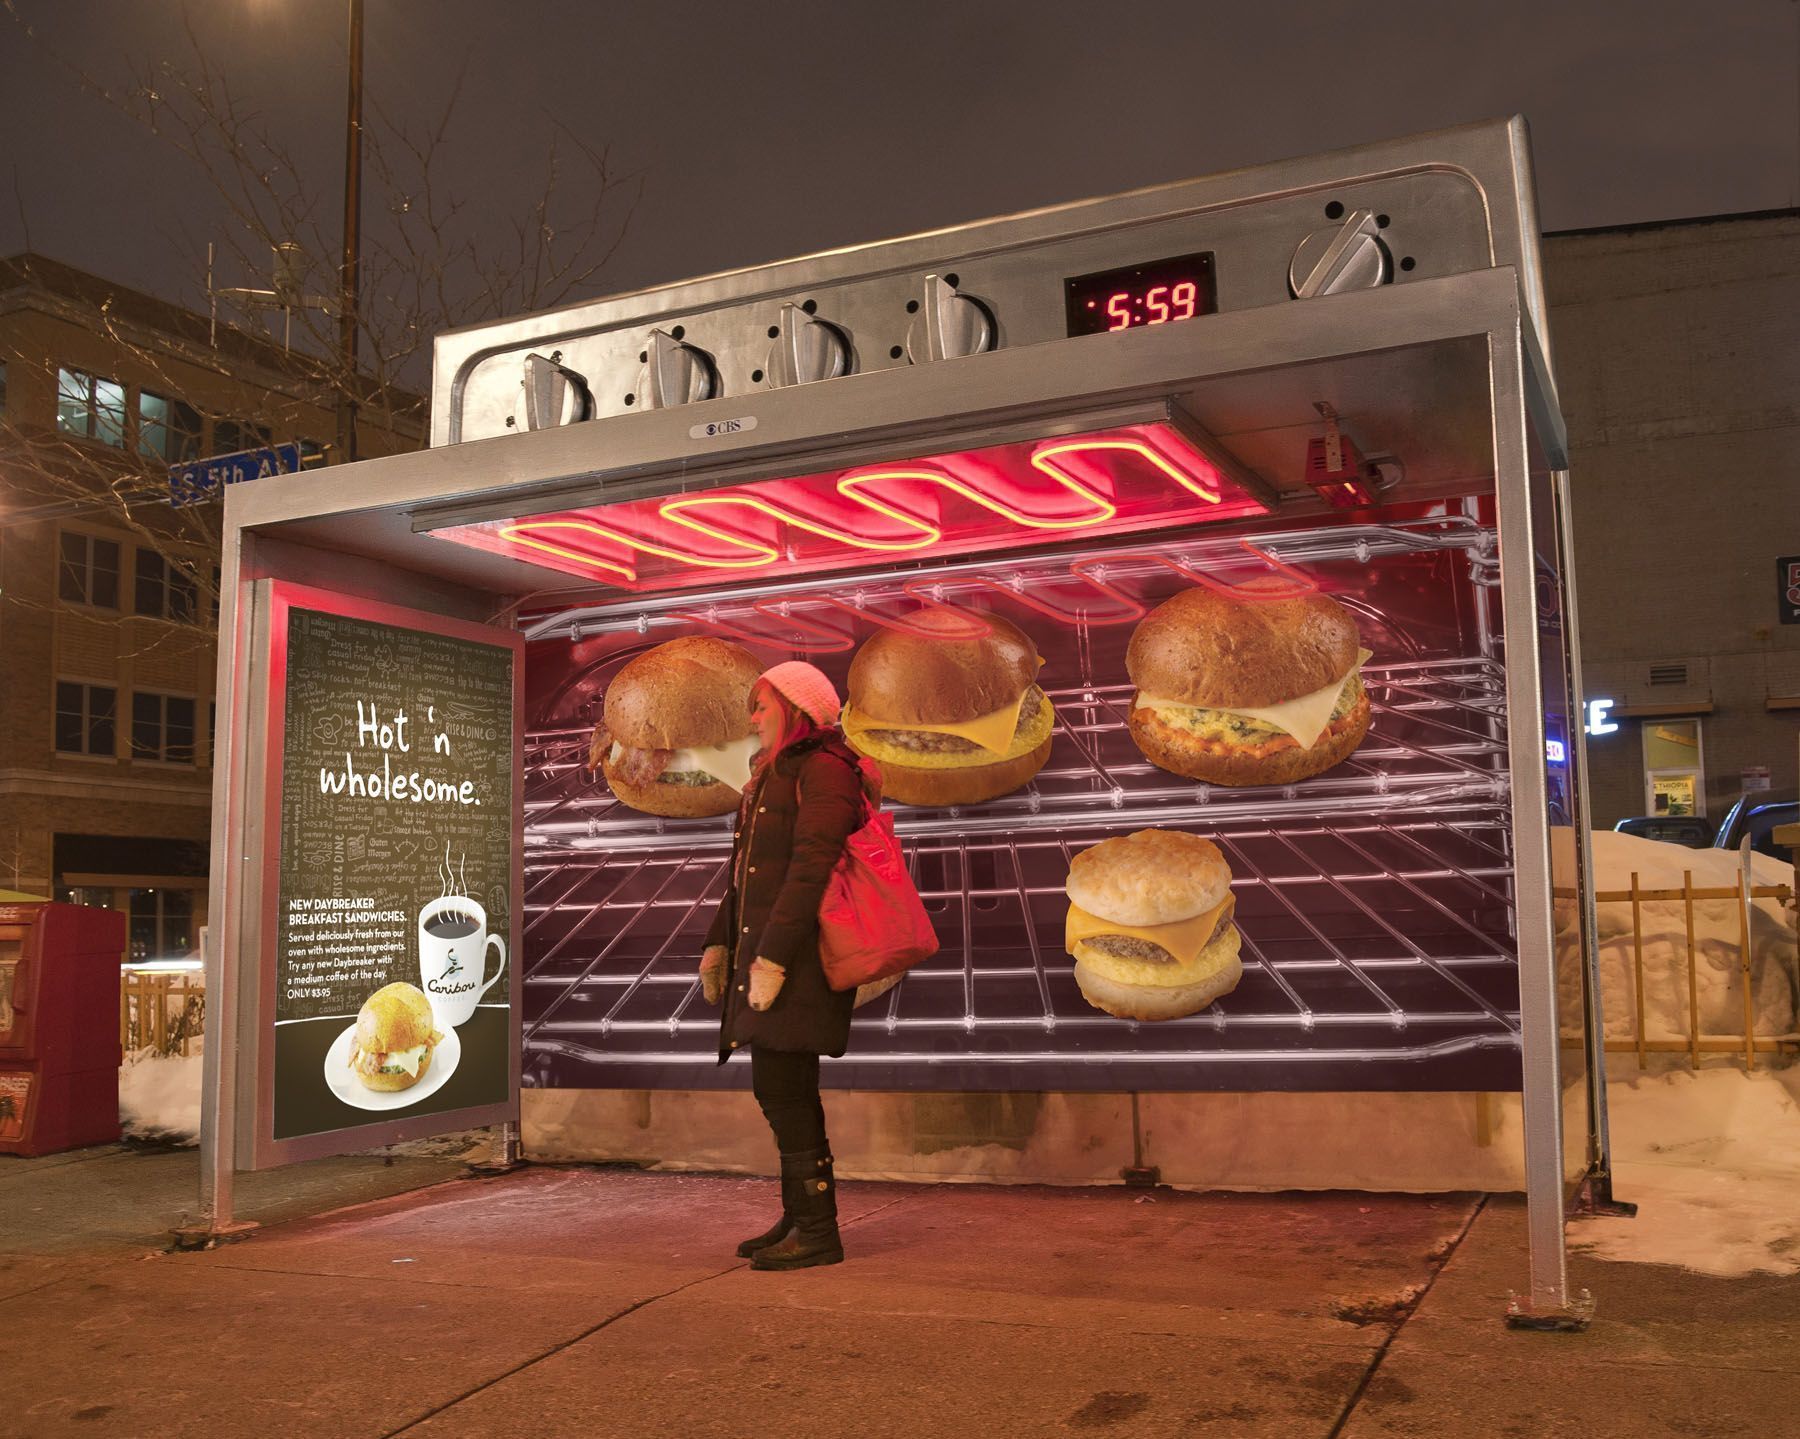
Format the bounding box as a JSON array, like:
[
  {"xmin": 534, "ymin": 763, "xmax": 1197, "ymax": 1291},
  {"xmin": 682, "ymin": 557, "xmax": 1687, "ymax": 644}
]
[
  {"xmin": 348, "ymin": 982, "xmax": 444, "ymax": 1092},
  {"xmin": 1125, "ymin": 587, "xmax": 1371, "ymax": 787},
  {"xmin": 588, "ymin": 636, "xmax": 765, "ymax": 817},
  {"xmin": 842, "ymin": 609, "xmax": 1054, "ymax": 807},
  {"xmin": 1065, "ymin": 829, "xmax": 1242, "ymax": 1021}
]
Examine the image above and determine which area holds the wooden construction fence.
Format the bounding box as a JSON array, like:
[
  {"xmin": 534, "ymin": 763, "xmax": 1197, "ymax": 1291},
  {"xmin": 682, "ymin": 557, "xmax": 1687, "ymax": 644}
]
[
  {"xmin": 119, "ymin": 970, "xmax": 205, "ymax": 1056},
  {"xmin": 1558, "ymin": 872, "xmax": 1799, "ymax": 1070}
]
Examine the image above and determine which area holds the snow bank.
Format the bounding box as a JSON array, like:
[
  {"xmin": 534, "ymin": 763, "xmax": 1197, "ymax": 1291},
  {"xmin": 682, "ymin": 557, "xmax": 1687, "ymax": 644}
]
[
  {"xmin": 1573, "ymin": 1067, "xmax": 1800, "ymax": 1277},
  {"xmin": 118, "ymin": 1042, "xmax": 203, "ymax": 1145},
  {"xmin": 1554, "ymin": 829, "xmax": 1798, "ymax": 1042}
]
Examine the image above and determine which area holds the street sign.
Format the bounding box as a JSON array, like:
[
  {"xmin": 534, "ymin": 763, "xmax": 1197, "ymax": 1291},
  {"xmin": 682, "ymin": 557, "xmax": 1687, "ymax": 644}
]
[{"xmin": 169, "ymin": 442, "xmax": 302, "ymax": 508}]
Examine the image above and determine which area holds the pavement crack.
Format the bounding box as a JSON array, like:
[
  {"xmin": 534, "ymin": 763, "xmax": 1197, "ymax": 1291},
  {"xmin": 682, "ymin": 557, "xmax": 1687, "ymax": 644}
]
[
  {"xmin": 1323, "ymin": 1194, "xmax": 1488, "ymax": 1439},
  {"xmin": 378, "ymin": 1259, "xmax": 745, "ymax": 1437},
  {"xmin": 375, "ymin": 1185, "xmax": 929, "ymax": 1434}
]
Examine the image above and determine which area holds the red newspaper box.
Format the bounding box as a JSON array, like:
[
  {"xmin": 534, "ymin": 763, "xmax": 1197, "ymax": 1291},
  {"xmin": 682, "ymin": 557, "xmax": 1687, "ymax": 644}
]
[{"xmin": 0, "ymin": 902, "xmax": 126, "ymax": 1155}]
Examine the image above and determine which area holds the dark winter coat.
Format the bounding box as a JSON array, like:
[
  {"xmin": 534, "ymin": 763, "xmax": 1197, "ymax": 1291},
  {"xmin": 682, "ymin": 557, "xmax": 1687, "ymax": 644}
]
[{"xmin": 705, "ymin": 731, "xmax": 867, "ymax": 1061}]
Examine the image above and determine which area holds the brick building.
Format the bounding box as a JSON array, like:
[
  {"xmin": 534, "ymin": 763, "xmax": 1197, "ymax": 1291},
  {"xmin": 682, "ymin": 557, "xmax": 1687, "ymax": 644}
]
[
  {"xmin": 0, "ymin": 254, "xmax": 421, "ymax": 957},
  {"xmin": 1546, "ymin": 211, "xmax": 1800, "ymax": 831}
]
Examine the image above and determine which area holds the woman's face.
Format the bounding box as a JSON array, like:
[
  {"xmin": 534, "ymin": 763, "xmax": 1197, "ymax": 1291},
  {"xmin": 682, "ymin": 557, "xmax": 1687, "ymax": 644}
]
[{"xmin": 748, "ymin": 684, "xmax": 785, "ymax": 757}]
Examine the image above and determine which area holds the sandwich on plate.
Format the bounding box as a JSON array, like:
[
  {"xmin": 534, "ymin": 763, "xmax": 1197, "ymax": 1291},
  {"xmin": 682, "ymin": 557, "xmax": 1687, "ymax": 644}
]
[
  {"xmin": 1125, "ymin": 587, "xmax": 1371, "ymax": 786},
  {"xmin": 842, "ymin": 609, "xmax": 1054, "ymax": 806},
  {"xmin": 588, "ymin": 636, "xmax": 765, "ymax": 817},
  {"xmin": 1064, "ymin": 829, "xmax": 1242, "ymax": 1021},
  {"xmin": 348, "ymin": 982, "xmax": 444, "ymax": 1092}
]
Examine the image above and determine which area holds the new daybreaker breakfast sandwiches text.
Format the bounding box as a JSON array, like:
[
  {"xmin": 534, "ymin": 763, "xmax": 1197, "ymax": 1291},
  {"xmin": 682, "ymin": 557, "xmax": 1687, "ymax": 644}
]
[
  {"xmin": 1125, "ymin": 586, "xmax": 1372, "ymax": 786},
  {"xmin": 842, "ymin": 609, "xmax": 1055, "ymax": 806},
  {"xmin": 588, "ymin": 636, "xmax": 765, "ymax": 816}
]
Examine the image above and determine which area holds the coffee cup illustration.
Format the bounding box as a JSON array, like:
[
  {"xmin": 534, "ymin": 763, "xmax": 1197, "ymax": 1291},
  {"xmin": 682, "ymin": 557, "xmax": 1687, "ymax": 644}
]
[{"xmin": 417, "ymin": 895, "xmax": 505, "ymax": 1028}]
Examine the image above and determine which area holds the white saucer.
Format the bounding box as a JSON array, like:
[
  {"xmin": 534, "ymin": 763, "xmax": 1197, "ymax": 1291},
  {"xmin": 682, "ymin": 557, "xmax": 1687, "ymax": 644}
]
[{"xmin": 322, "ymin": 1022, "xmax": 462, "ymax": 1111}]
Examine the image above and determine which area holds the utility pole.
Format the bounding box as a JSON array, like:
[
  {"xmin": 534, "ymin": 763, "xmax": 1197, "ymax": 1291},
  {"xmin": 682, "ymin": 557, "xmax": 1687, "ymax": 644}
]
[{"xmin": 337, "ymin": 0, "xmax": 365, "ymax": 464}]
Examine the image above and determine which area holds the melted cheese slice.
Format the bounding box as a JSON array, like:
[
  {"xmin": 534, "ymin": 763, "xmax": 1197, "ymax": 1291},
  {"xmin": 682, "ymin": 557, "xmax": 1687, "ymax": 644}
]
[
  {"xmin": 842, "ymin": 688, "xmax": 1030, "ymax": 757},
  {"xmin": 610, "ymin": 735, "xmax": 757, "ymax": 792},
  {"xmin": 381, "ymin": 1042, "xmax": 429, "ymax": 1077},
  {"xmin": 1138, "ymin": 648, "xmax": 1372, "ymax": 750},
  {"xmin": 1064, "ymin": 893, "xmax": 1234, "ymax": 967}
]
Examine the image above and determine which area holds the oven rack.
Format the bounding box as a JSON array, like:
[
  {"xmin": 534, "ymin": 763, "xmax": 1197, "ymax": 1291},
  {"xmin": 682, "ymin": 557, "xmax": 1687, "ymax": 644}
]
[
  {"xmin": 519, "ymin": 809, "xmax": 1522, "ymax": 1093},
  {"xmin": 523, "ymin": 655, "xmax": 1510, "ymax": 852}
]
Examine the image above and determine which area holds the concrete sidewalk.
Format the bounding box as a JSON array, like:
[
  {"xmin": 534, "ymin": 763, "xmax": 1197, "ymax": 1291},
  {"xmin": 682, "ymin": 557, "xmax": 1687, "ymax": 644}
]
[{"xmin": 2, "ymin": 1159, "xmax": 1794, "ymax": 1437}]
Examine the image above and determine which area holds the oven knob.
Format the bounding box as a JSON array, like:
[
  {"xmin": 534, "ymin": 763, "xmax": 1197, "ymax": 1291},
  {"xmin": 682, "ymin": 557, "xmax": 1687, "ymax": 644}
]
[
  {"xmin": 639, "ymin": 328, "xmax": 718, "ymax": 408},
  {"xmin": 905, "ymin": 273, "xmax": 995, "ymax": 363},
  {"xmin": 766, "ymin": 302, "xmax": 851, "ymax": 387},
  {"xmin": 1289, "ymin": 209, "xmax": 1389, "ymax": 298},
  {"xmin": 518, "ymin": 353, "xmax": 593, "ymax": 430}
]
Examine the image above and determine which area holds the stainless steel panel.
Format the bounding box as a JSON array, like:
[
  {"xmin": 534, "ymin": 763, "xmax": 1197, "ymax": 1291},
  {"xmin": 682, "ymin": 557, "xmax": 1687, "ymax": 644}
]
[{"xmin": 432, "ymin": 119, "xmax": 1542, "ymax": 447}]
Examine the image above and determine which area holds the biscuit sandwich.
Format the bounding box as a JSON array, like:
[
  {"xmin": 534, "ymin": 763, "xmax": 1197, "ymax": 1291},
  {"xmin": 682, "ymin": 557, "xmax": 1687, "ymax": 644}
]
[{"xmin": 1064, "ymin": 829, "xmax": 1242, "ymax": 1021}]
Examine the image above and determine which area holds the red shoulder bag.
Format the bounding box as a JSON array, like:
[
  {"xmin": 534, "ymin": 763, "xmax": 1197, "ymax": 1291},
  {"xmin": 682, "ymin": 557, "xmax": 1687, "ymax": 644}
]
[{"xmin": 817, "ymin": 757, "xmax": 938, "ymax": 995}]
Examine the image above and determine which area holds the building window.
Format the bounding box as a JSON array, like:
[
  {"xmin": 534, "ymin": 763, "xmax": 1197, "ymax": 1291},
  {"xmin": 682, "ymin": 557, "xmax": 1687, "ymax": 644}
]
[
  {"xmin": 55, "ymin": 682, "xmax": 117, "ymax": 757},
  {"xmin": 131, "ymin": 691, "xmax": 197, "ymax": 763},
  {"xmin": 58, "ymin": 532, "xmax": 121, "ymax": 608},
  {"xmin": 211, "ymin": 418, "xmax": 272, "ymax": 456},
  {"xmin": 138, "ymin": 391, "xmax": 204, "ymax": 462},
  {"xmin": 56, "ymin": 367, "xmax": 127, "ymax": 447},
  {"xmin": 298, "ymin": 438, "xmax": 329, "ymax": 468},
  {"xmin": 1643, "ymin": 719, "xmax": 1706, "ymax": 817},
  {"xmin": 129, "ymin": 888, "xmax": 194, "ymax": 963},
  {"xmin": 133, "ymin": 548, "xmax": 198, "ymax": 622}
]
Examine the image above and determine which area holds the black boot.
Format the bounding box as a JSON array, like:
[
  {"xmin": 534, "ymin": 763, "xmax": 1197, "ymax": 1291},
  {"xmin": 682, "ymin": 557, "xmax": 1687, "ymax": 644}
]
[
  {"xmin": 751, "ymin": 1147, "xmax": 841, "ymax": 1270},
  {"xmin": 735, "ymin": 1172, "xmax": 796, "ymax": 1258}
]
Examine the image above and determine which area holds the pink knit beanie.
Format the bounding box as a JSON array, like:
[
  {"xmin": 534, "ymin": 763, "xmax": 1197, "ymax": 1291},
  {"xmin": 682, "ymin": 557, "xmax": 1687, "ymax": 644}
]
[{"xmin": 757, "ymin": 661, "xmax": 841, "ymax": 726}]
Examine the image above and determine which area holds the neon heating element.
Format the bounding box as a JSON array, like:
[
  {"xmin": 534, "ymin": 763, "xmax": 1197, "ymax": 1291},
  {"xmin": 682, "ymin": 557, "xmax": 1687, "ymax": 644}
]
[{"xmin": 429, "ymin": 413, "xmax": 1271, "ymax": 593}]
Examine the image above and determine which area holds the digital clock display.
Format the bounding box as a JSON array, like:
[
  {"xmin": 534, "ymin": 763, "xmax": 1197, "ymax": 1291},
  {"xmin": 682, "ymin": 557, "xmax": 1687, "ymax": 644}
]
[{"xmin": 1064, "ymin": 251, "xmax": 1217, "ymax": 337}]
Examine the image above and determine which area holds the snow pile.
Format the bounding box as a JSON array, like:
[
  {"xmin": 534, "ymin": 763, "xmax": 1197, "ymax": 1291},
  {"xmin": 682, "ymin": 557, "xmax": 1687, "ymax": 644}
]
[
  {"xmin": 118, "ymin": 1041, "xmax": 203, "ymax": 1145},
  {"xmin": 1573, "ymin": 1067, "xmax": 1800, "ymax": 1276},
  {"xmin": 1554, "ymin": 829, "xmax": 1798, "ymax": 1042}
]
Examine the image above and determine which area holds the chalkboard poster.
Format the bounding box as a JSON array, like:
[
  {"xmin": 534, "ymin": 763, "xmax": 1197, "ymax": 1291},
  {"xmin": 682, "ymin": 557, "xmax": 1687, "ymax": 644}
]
[{"xmin": 269, "ymin": 597, "xmax": 518, "ymax": 1145}]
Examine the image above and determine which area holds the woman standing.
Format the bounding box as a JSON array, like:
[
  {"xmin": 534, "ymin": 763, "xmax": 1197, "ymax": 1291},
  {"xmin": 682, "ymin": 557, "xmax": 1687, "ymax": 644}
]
[{"xmin": 700, "ymin": 661, "xmax": 868, "ymax": 1270}]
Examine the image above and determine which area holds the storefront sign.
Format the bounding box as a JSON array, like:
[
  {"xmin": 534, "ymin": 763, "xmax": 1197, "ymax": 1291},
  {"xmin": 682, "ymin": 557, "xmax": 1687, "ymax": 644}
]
[
  {"xmin": 1780, "ymin": 555, "xmax": 1800, "ymax": 625},
  {"xmin": 253, "ymin": 584, "xmax": 521, "ymax": 1164},
  {"xmin": 1584, "ymin": 698, "xmax": 1618, "ymax": 736}
]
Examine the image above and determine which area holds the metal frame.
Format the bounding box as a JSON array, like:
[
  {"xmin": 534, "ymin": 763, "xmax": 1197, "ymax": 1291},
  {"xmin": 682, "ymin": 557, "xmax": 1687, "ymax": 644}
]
[{"xmin": 200, "ymin": 120, "xmax": 1597, "ymax": 1318}]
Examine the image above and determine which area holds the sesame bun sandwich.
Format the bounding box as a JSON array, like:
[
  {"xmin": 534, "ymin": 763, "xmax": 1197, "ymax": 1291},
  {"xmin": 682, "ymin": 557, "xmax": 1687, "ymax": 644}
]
[
  {"xmin": 1064, "ymin": 829, "xmax": 1242, "ymax": 1021},
  {"xmin": 1126, "ymin": 587, "xmax": 1372, "ymax": 787},
  {"xmin": 348, "ymin": 982, "xmax": 444, "ymax": 1092},
  {"xmin": 842, "ymin": 609, "xmax": 1054, "ymax": 807},
  {"xmin": 587, "ymin": 636, "xmax": 765, "ymax": 817}
]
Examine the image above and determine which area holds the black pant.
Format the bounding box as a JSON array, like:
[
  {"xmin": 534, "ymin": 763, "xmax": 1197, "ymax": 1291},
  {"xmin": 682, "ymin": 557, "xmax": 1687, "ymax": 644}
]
[{"xmin": 750, "ymin": 1045, "xmax": 828, "ymax": 1154}]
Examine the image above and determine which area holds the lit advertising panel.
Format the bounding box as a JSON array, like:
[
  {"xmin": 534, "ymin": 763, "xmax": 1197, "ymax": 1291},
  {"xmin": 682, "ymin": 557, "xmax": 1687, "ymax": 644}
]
[
  {"xmin": 249, "ymin": 583, "xmax": 522, "ymax": 1166},
  {"xmin": 517, "ymin": 507, "xmax": 1524, "ymax": 1095}
]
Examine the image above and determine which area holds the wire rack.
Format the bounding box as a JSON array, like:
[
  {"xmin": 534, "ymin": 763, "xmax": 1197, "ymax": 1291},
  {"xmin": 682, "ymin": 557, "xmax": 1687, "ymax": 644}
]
[
  {"xmin": 519, "ymin": 808, "xmax": 1520, "ymax": 1092},
  {"xmin": 518, "ymin": 513, "xmax": 1522, "ymax": 1092},
  {"xmin": 519, "ymin": 659, "xmax": 1520, "ymax": 1092},
  {"xmin": 525, "ymin": 655, "xmax": 1509, "ymax": 851}
]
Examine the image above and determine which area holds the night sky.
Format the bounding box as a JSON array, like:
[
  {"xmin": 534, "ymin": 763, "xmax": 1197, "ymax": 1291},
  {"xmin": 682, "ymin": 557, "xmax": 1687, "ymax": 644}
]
[{"xmin": 2, "ymin": 0, "xmax": 1795, "ymax": 373}]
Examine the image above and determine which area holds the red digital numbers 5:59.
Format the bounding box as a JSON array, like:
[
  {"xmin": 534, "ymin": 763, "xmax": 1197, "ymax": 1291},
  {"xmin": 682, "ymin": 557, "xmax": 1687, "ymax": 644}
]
[
  {"xmin": 1065, "ymin": 250, "xmax": 1217, "ymax": 338},
  {"xmin": 1104, "ymin": 280, "xmax": 1201, "ymax": 331}
]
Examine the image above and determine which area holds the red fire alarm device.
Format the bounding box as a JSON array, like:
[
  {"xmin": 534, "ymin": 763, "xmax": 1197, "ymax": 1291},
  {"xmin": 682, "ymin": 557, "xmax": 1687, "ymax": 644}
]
[{"xmin": 0, "ymin": 902, "xmax": 126, "ymax": 1156}]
